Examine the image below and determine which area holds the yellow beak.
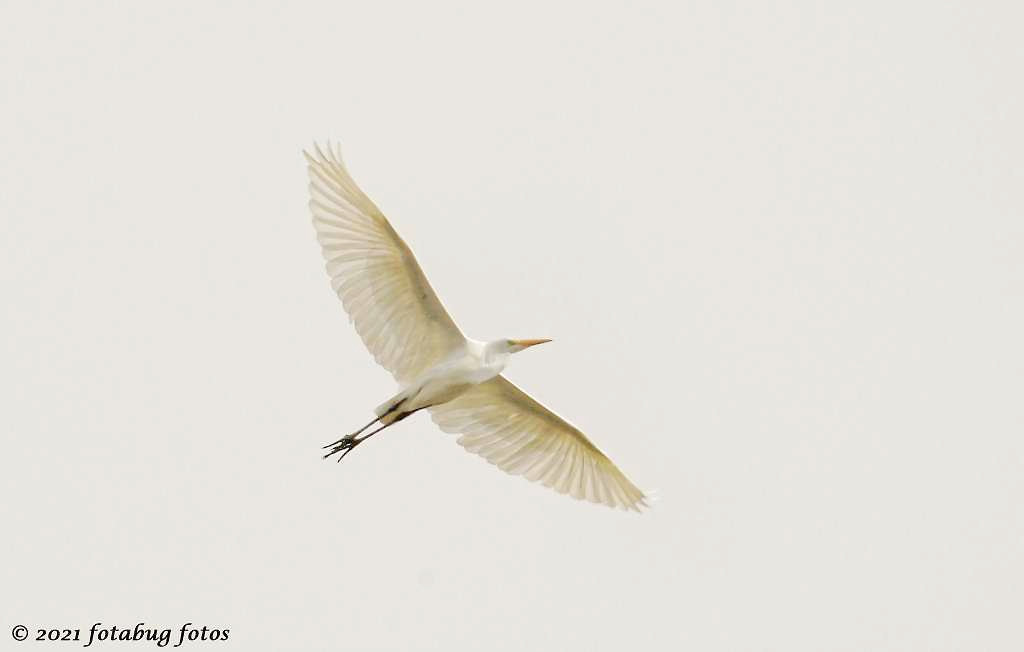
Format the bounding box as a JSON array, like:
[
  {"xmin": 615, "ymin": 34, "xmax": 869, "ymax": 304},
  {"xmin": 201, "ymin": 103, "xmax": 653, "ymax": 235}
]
[{"xmin": 513, "ymin": 338, "xmax": 553, "ymax": 349}]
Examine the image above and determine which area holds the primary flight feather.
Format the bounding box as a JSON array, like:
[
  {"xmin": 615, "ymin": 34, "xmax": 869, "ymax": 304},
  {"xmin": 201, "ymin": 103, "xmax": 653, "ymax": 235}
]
[{"xmin": 307, "ymin": 143, "xmax": 649, "ymax": 511}]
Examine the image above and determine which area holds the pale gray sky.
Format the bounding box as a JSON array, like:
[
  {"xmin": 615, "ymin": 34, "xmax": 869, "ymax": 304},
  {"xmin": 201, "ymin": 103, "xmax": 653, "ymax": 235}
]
[{"xmin": 2, "ymin": 1, "xmax": 1022, "ymax": 650}]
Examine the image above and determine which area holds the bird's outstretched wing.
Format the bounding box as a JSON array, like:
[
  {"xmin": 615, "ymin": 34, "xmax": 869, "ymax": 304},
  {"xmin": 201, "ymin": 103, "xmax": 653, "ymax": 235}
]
[
  {"xmin": 306, "ymin": 143, "xmax": 466, "ymax": 384},
  {"xmin": 430, "ymin": 376, "xmax": 649, "ymax": 511}
]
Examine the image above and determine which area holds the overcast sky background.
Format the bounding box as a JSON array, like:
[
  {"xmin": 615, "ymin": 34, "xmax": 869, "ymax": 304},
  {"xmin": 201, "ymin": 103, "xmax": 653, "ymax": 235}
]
[{"xmin": 2, "ymin": 1, "xmax": 1022, "ymax": 650}]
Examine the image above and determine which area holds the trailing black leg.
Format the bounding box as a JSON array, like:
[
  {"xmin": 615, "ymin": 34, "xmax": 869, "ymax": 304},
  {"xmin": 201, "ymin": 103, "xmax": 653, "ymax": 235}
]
[
  {"xmin": 323, "ymin": 421, "xmax": 394, "ymax": 462},
  {"xmin": 322, "ymin": 416, "xmax": 380, "ymax": 451},
  {"xmin": 321, "ymin": 405, "xmax": 433, "ymax": 463}
]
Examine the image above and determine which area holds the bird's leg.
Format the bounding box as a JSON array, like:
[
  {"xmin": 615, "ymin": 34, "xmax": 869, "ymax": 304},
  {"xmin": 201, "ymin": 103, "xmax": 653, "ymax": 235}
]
[
  {"xmin": 321, "ymin": 404, "xmax": 431, "ymax": 463},
  {"xmin": 323, "ymin": 421, "xmax": 394, "ymax": 462},
  {"xmin": 322, "ymin": 416, "xmax": 380, "ymax": 451}
]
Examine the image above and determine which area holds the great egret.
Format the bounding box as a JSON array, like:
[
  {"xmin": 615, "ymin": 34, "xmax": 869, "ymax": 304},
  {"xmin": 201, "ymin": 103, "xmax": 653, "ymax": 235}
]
[{"xmin": 306, "ymin": 143, "xmax": 649, "ymax": 511}]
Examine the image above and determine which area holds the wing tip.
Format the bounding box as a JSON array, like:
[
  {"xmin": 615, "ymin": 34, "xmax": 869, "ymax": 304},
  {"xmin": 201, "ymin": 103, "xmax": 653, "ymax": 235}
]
[
  {"xmin": 305, "ymin": 140, "xmax": 347, "ymax": 166},
  {"xmin": 630, "ymin": 488, "xmax": 658, "ymax": 513}
]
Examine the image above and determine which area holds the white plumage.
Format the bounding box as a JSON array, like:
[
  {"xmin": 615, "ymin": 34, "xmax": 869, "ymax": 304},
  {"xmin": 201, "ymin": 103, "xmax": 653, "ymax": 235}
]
[{"xmin": 307, "ymin": 143, "xmax": 649, "ymax": 511}]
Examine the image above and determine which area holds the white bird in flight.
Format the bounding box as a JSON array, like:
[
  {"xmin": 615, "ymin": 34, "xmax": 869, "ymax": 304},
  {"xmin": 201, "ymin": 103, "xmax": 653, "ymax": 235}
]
[{"xmin": 306, "ymin": 143, "xmax": 649, "ymax": 511}]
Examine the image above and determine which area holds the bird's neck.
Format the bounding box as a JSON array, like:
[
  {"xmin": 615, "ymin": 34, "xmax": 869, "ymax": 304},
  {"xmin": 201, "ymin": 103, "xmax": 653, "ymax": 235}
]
[{"xmin": 481, "ymin": 339, "xmax": 512, "ymax": 366}]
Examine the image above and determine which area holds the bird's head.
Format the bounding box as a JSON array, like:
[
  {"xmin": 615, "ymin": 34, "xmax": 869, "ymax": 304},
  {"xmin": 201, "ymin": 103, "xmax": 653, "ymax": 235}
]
[{"xmin": 504, "ymin": 338, "xmax": 553, "ymax": 354}]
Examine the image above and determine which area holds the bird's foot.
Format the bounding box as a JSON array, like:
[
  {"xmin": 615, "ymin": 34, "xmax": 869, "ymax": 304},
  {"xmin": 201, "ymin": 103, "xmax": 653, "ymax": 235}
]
[{"xmin": 322, "ymin": 434, "xmax": 365, "ymax": 462}]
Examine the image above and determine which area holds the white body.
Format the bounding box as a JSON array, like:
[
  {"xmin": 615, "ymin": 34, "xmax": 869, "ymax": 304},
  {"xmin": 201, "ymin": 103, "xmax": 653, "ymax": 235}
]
[{"xmin": 377, "ymin": 340, "xmax": 509, "ymax": 419}]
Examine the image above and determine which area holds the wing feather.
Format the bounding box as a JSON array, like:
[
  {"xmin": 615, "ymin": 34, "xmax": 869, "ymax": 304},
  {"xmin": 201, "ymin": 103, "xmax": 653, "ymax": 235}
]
[
  {"xmin": 306, "ymin": 144, "xmax": 465, "ymax": 383},
  {"xmin": 430, "ymin": 376, "xmax": 649, "ymax": 511}
]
